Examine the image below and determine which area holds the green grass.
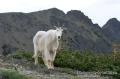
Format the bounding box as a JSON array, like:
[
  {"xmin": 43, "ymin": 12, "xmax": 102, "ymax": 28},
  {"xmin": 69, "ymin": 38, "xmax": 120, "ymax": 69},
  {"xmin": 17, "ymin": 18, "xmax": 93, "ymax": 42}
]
[
  {"xmin": 10, "ymin": 49, "xmax": 120, "ymax": 78},
  {"xmin": 11, "ymin": 49, "xmax": 120, "ymax": 71},
  {"xmin": 0, "ymin": 68, "xmax": 28, "ymax": 79},
  {"xmin": 10, "ymin": 50, "xmax": 44, "ymax": 63},
  {"xmin": 10, "ymin": 50, "xmax": 33, "ymax": 60}
]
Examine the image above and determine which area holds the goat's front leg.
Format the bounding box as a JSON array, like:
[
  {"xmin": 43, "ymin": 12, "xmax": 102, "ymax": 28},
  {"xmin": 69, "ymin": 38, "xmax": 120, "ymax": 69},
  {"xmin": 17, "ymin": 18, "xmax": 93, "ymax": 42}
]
[
  {"xmin": 50, "ymin": 48, "xmax": 57, "ymax": 69},
  {"xmin": 52, "ymin": 48, "xmax": 57, "ymax": 61},
  {"xmin": 43, "ymin": 49, "xmax": 53, "ymax": 69}
]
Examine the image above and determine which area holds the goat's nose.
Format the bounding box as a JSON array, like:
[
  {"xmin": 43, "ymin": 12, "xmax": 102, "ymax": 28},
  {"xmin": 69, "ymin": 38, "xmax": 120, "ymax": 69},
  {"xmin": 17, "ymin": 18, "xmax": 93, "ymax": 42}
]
[{"xmin": 58, "ymin": 36, "xmax": 61, "ymax": 39}]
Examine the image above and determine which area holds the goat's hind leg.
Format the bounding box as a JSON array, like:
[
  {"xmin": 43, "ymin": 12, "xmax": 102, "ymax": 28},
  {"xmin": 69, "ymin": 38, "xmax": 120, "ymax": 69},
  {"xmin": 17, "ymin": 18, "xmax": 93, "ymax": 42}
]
[{"xmin": 33, "ymin": 48, "xmax": 39, "ymax": 65}]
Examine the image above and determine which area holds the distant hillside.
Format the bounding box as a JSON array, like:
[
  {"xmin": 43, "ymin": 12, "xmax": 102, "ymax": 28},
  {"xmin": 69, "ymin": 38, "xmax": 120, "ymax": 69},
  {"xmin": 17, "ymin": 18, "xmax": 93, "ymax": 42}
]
[
  {"xmin": 0, "ymin": 8, "xmax": 112, "ymax": 55},
  {"xmin": 102, "ymin": 18, "xmax": 120, "ymax": 43}
]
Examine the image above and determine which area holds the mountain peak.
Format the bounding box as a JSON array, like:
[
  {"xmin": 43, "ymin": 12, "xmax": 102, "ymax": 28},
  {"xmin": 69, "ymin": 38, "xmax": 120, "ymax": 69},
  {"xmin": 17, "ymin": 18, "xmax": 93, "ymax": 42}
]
[
  {"xmin": 31, "ymin": 8, "xmax": 65, "ymax": 17},
  {"xmin": 44, "ymin": 8, "xmax": 65, "ymax": 16},
  {"xmin": 66, "ymin": 10, "xmax": 92, "ymax": 24},
  {"xmin": 102, "ymin": 18, "xmax": 120, "ymax": 43},
  {"xmin": 107, "ymin": 18, "xmax": 119, "ymax": 24},
  {"xmin": 103, "ymin": 18, "xmax": 120, "ymax": 29},
  {"xmin": 47, "ymin": 8, "xmax": 62, "ymax": 11},
  {"xmin": 66, "ymin": 10, "xmax": 84, "ymax": 18},
  {"xmin": 67, "ymin": 10, "xmax": 83, "ymax": 14}
]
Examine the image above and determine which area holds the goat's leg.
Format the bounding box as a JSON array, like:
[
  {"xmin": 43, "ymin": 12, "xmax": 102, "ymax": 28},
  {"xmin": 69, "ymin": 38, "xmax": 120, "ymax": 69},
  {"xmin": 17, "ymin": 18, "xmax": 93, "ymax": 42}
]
[
  {"xmin": 33, "ymin": 50, "xmax": 38, "ymax": 65},
  {"xmin": 52, "ymin": 49, "xmax": 57, "ymax": 61},
  {"xmin": 33, "ymin": 45, "xmax": 39, "ymax": 65},
  {"xmin": 50, "ymin": 49, "xmax": 57, "ymax": 69},
  {"xmin": 49, "ymin": 52, "xmax": 54, "ymax": 69},
  {"xmin": 35, "ymin": 55, "xmax": 38, "ymax": 65},
  {"xmin": 43, "ymin": 50, "xmax": 52, "ymax": 69}
]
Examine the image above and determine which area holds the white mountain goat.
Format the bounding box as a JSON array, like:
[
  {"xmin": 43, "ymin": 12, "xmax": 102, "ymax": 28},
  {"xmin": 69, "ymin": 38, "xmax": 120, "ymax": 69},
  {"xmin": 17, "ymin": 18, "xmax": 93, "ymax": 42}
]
[{"xmin": 33, "ymin": 27, "xmax": 64, "ymax": 69}]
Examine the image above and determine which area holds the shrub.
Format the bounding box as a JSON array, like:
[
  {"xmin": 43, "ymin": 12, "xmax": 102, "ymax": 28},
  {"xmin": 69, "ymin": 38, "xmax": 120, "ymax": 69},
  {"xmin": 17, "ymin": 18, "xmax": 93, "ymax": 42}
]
[
  {"xmin": 10, "ymin": 50, "xmax": 44, "ymax": 64},
  {"xmin": 10, "ymin": 50, "xmax": 33, "ymax": 60},
  {"xmin": 54, "ymin": 49, "xmax": 120, "ymax": 72},
  {"xmin": 0, "ymin": 69, "xmax": 28, "ymax": 79}
]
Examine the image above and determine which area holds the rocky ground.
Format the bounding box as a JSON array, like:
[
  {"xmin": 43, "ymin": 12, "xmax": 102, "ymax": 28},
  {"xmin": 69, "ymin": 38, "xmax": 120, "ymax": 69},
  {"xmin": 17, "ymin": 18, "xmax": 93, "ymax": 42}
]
[{"xmin": 0, "ymin": 55, "xmax": 113, "ymax": 79}]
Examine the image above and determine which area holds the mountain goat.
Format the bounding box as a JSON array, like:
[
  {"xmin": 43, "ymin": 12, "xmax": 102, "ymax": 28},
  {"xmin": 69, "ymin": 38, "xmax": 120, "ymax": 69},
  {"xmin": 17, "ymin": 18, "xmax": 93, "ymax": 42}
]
[{"xmin": 33, "ymin": 27, "xmax": 63, "ymax": 69}]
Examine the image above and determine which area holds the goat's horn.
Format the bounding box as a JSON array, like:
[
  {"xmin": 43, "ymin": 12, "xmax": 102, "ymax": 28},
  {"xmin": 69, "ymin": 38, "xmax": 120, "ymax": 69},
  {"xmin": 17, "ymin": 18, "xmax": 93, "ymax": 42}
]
[{"xmin": 54, "ymin": 26, "xmax": 57, "ymax": 28}]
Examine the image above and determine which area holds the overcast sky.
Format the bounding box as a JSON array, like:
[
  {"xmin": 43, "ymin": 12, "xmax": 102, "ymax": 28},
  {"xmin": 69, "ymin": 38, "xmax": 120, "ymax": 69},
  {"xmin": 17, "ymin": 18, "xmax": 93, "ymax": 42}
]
[{"xmin": 0, "ymin": 0, "xmax": 120, "ymax": 27}]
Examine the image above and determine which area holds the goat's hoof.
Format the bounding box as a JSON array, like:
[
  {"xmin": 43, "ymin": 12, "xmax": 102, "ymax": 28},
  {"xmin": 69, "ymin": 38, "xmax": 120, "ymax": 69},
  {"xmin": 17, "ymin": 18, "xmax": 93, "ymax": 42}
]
[
  {"xmin": 34, "ymin": 62, "xmax": 38, "ymax": 66},
  {"xmin": 48, "ymin": 66, "xmax": 54, "ymax": 69}
]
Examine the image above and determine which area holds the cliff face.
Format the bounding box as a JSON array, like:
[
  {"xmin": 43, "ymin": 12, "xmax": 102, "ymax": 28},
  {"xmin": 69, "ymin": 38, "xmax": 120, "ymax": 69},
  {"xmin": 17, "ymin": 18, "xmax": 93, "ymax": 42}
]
[{"xmin": 0, "ymin": 8, "xmax": 112, "ymax": 54}]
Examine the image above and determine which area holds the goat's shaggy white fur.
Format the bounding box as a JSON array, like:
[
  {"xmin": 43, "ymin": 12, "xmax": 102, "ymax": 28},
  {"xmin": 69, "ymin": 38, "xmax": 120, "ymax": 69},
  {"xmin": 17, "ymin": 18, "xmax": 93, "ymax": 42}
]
[{"xmin": 33, "ymin": 27, "xmax": 63, "ymax": 69}]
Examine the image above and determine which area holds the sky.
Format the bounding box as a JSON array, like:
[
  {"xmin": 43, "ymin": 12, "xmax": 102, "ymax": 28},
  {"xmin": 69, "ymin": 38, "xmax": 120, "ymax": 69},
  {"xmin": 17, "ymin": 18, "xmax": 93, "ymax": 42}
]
[{"xmin": 0, "ymin": 0, "xmax": 120, "ymax": 27}]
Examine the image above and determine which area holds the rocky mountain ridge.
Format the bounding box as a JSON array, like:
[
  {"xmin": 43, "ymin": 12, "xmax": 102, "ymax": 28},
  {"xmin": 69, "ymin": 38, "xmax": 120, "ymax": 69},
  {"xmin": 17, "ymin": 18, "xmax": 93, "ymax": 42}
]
[{"xmin": 0, "ymin": 8, "xmax": 118, "ymax": 54}]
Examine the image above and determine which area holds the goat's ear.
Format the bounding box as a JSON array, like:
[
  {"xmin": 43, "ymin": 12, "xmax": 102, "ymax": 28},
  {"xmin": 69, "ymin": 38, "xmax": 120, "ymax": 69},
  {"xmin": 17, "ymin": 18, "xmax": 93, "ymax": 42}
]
[
  {"xmin": 61, "ymin": 26, "xmax": 67, "ymax": 30},
  {"xmin": 61, "ymin": 25, "xmax": 67, "ymax": 30}
]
